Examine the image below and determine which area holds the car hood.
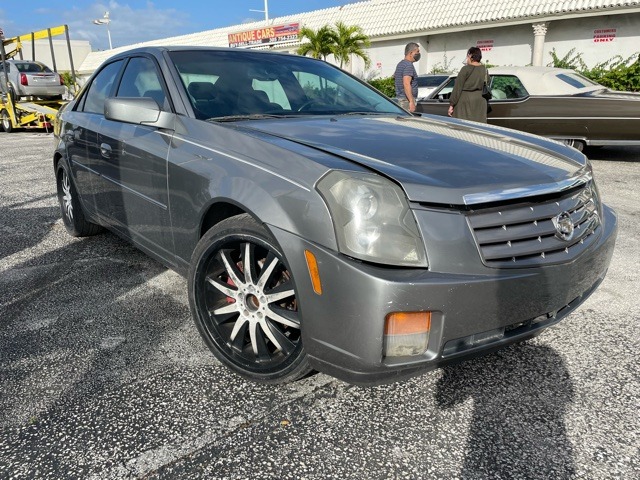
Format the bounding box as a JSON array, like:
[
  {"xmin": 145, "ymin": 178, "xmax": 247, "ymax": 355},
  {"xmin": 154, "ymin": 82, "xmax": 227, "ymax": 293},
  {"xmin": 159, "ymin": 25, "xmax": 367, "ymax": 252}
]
[{"xmin": 235, "ymin": 115, "xmax": 588, "ymax": 205}]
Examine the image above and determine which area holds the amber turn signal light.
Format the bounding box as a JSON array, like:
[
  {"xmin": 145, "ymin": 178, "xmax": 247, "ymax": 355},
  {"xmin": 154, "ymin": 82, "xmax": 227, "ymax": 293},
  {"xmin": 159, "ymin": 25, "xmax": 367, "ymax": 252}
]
[
  {"xmin": 384, "ymin": 312, "xmax": 431, "ymax": 357},
  {"xmin": 304, "ymin": 250, "xmax": 322, "ymax": 295}
]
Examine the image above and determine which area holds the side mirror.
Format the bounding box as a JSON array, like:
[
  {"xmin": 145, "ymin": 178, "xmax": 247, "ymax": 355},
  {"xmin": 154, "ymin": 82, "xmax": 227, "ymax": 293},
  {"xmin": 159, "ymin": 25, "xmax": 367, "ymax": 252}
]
[{"xmin": 104, "ymin": 97, "xmax": 175, "ymax": 130}]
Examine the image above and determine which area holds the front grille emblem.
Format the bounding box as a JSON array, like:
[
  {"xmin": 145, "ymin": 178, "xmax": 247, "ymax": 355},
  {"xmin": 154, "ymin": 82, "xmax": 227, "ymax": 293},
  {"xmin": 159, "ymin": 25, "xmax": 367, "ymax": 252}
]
[{"xmin": 552, "ymin": 212, "xmax": 575, "ymax": 241}]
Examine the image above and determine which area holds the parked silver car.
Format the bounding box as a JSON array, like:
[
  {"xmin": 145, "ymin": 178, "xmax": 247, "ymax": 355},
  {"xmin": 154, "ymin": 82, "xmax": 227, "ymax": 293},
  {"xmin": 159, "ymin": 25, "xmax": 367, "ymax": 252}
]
[
  {"xmin": 53, "ymin": 46, "xmax": 617, "ymax": 385},
  {"xmin": 0, "ymin": 59, "xmax": 65, "ymax": 100}
]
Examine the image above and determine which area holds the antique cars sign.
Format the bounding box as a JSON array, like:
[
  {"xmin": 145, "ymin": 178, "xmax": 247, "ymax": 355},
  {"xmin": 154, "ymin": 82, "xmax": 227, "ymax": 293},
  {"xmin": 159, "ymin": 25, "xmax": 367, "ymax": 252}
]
[{"xmin": 228, "ymin": 23, "xmax": 299, "ymax": 48}]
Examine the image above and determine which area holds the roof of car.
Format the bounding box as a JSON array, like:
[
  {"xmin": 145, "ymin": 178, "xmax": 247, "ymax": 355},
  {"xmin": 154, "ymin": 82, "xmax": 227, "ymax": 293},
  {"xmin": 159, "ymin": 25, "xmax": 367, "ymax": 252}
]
[{"xmin": 487, "ymin": 66, "xmax": 603, "ymax": 96}]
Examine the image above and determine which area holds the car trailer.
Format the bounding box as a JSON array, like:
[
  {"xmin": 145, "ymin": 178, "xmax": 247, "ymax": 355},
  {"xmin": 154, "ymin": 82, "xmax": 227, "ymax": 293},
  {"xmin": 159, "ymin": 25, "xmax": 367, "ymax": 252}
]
[{"xmin": 0, "ymin": 25, "xmax": 77, "ymax": 133}]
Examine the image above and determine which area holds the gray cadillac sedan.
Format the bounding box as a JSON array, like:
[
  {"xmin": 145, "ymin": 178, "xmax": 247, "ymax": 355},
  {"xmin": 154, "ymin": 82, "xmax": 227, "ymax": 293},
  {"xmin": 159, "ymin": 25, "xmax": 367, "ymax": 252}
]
[{"xmin": 53, "ymin": 46, "xmax": 617, "ymax": 385}]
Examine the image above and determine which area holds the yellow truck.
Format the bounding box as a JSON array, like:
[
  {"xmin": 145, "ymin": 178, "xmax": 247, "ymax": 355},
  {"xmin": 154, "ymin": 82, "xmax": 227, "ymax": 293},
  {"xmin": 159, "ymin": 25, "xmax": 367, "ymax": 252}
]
[{"xmin": 1, "ymin": 25, "xmax": 77, "ymax": 132}]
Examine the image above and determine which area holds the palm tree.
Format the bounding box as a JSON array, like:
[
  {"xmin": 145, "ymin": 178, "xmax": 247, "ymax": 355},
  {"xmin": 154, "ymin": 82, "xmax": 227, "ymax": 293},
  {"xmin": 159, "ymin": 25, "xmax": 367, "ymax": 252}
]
[
  {"xmin": 296, "ymin": 25, "xmax": 337, "ymax": 61},
  {"xmin": 332, "ymin": 21, "xmax": 371, "ymax": 69}
]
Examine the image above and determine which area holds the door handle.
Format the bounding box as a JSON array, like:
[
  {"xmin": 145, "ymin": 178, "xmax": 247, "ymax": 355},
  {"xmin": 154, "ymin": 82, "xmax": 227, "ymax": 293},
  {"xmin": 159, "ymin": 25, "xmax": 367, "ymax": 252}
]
[{"xmin": 100, "ymin": 143, "xmax": 112, "ymax": 158}]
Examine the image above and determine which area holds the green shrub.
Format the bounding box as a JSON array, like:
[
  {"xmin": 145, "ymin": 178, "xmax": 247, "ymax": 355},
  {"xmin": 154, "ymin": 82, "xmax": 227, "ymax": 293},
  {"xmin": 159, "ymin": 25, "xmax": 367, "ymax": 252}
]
[
  {"xmin": 367, "ymin": 76, "xmax": 395, "ymax": 98},
  {"xmin": 548, "ymin": 49, "xmax": 640, "ymax": 92}
]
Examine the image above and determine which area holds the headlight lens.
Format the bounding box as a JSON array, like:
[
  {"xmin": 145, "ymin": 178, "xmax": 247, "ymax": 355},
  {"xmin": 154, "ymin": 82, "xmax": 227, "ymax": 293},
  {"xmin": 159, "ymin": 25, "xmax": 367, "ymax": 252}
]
[{"xmin": 317, "ymin": 171, "xmax": 427, "ymax": 267}]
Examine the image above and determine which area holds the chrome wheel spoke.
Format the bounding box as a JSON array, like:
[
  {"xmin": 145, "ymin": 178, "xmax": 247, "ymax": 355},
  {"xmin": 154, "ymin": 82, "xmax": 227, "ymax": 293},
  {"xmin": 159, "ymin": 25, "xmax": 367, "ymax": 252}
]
[
  {"xmin": 220, "ymin": 248, "xmax": 244, "ymax": 289},
  {"xmin": 259, "ymin": 319, "xmax": 283, "ymax": 352},
  {"xmin": 242, "ymin": 242, "xmax": 255, "ymax": 284},
  {"xmin": 252, "ymin": 323, "xmax": 272, "ymax": 360},
  {"xmin": 229, "ymin": 319, "xmax": 249, "ymax": 351},
  {"xmin": 206, "ymin": 275, "xmax": 237, "ymax": 299},
  {"xmin": 265, "ymin": 285, "xmax": 295, "ymax": 304},
  {"xmin": 266, "ymin": 305, "xmax": 300, "ymax": 329},
  {"xmin": 212, "ymin": 302, "xmax": 239, "ymax": 316},
  {"xmin": 256, "ymin": 252, "xmax": 279, "ymax": 290},
  {"xmin": 263, "ymin": 320, "xmax": 296, "ymax": 354}
]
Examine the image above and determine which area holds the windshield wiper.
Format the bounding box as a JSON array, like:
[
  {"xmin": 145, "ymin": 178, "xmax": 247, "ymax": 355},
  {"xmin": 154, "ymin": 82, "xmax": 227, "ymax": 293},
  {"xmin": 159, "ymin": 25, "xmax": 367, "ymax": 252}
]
[
  {"xmin": 207, "ymin": 114, "xmax": 299, "ymax": 122},
  {"xmin": 337, "ymin": 111, "xmax": 393, "ymax": 116}
]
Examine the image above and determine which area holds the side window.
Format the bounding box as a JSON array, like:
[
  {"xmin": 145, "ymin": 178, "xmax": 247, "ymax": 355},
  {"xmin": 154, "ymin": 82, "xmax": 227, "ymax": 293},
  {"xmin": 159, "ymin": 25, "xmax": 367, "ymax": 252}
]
[
  {"xmin": 491, "ymin": 75, "xmax": 529, "ymax": 100},
  {"xmin": 116, "ymin": 56, "xmax": 168, "ymax": 110},
  {"xmin": 435, "ymin": 78, "xmax": 456, "ymax": 100},
  {"xmin": 81, "ymin": 60, "xmax": 123, "ymax": 114}
]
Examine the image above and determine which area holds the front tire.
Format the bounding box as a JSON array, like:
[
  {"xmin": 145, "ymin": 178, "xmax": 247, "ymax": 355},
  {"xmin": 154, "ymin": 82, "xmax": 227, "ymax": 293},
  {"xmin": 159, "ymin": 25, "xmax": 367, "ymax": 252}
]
[
  {"xmin": 188, "ymin": 214, "xmax": 311, "ymax": 383},
  {"xmin": 56, "ymin": 160, "xmax": 103, "ymax": 237}
]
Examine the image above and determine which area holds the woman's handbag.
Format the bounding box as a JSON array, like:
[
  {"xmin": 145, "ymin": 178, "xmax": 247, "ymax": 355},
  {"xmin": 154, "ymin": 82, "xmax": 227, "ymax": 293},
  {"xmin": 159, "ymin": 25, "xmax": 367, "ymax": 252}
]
[{"xmin": 482, "ymin": 68, "xmax": 492, "ymax": 101}]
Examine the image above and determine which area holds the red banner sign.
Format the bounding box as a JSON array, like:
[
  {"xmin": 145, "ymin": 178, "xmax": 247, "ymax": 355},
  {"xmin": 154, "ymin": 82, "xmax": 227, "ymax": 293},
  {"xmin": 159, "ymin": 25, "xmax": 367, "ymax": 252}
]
[
  {"xmin": 228, "ymin": 23, "xmax": 299, "ymax": 48},
  {"xmin": 593, "ymin": 28, "xmax": 616, "ymax": 43},
  {"xmin": 476, "ymin": 39, "xmax": 494, "ymax": 52}
]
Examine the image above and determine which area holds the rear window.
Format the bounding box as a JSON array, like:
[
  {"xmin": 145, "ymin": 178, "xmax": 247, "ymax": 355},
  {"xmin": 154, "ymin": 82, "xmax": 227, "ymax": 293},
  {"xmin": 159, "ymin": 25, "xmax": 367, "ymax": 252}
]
[
  {"xmin": 15, "ymin": 62, "xmax": 52, "ymax": 73},
  {"xmin": 556, "ymin": 73, "xmax": 599, "ymax": 89}
]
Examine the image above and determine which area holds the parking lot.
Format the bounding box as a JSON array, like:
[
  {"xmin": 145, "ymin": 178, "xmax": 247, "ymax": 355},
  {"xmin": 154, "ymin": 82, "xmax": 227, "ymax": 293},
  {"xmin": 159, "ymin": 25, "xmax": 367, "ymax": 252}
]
[{"xmin": 0, "ymin": 131, "xmax": 638, "ymax": 479}]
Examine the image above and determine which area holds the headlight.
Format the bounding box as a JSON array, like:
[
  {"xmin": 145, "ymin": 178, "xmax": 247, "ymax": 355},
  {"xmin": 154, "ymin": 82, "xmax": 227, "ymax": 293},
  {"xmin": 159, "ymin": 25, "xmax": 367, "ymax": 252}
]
[{"xmin": 317, "ymin": 171, "xmax": 427, "ymax": 267}]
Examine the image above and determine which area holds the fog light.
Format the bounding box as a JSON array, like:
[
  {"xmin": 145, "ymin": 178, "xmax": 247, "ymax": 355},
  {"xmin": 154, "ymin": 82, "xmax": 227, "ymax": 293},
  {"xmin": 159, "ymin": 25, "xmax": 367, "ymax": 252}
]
[{"xmin": 383, "ymin": 312, "xmax": 431, "ymax": 357}]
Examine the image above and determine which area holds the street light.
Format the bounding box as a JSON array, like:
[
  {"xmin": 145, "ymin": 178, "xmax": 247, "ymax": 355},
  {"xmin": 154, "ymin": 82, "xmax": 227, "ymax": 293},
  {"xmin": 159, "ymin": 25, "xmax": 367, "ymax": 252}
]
[
  {"xmin": 249, "ymin": 0, "xmax": 269, "ymax": 22},
  {"xmin": 92, "ymin": 11, "xmax": 112, "ymax": 49}
]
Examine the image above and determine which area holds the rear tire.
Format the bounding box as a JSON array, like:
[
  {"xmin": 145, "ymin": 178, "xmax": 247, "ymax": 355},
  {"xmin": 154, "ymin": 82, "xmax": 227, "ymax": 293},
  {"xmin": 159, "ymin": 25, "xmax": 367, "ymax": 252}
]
[
  {"xmin": 56, "ymin": 160, "xmax": 103, "ymax": 237},
  {"xmin": 1, "ymin": 109, "xmax": 14, "ymax": 133},
  {"xmin": 563, "ymin": 139, "xmax": 585, "ymax": 152}
]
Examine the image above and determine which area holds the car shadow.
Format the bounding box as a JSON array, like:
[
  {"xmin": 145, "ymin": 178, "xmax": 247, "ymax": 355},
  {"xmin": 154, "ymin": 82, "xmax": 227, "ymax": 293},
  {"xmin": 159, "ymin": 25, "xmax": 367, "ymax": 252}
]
[
  {"xmin": 0, "ymin": 202, "xmax": 58, "ymax": 262},
  {"xmin": 584, "ymin": 145, "xmax": 640, "ymax": 162},
  {"xmin": 434, "ymin": 343, "xmax": 576, "ymax": 479},
  {"xmin": 0, "ymin": 233, "xmax": 192, "ymax": 425}
]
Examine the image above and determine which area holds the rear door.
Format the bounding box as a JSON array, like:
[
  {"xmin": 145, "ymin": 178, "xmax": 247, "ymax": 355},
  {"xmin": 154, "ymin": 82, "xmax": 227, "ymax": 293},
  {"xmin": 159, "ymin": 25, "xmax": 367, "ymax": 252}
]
[{"xmin": 62, "ymin": 59, "xmax": 124, "ymax": 215}]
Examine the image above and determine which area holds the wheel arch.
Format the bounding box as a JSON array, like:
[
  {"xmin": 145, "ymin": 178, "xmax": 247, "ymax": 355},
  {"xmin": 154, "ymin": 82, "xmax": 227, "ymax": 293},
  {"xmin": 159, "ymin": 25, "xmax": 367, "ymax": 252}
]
[
  {"xmin": 198, "ymin": 199, "xmax": 249, "ymax": 239},
  {"xmin": 194, "ymin": 180, "xmax": 336, "ymax": 252}
]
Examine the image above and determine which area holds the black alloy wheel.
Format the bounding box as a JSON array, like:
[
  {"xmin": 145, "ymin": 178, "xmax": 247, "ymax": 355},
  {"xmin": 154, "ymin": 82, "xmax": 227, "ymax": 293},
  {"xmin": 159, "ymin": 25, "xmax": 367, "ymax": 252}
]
[{"xmin": 189, "ymin": 214, "xmax": 311, "ymax": 383}]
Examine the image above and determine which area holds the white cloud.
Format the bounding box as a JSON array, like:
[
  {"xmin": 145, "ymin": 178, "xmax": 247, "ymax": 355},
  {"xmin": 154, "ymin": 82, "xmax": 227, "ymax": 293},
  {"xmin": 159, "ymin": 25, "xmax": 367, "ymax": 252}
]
[{"xmin": 62, "ymin": 2, "xmax": 192, "ymax": 51}]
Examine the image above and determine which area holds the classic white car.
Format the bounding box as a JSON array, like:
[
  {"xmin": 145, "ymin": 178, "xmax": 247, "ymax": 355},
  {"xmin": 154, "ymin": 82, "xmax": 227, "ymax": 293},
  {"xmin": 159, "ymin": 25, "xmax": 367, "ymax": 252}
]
[{"xmin": 417, "ymin": 66, "xmax": 640, "ymax": 151}]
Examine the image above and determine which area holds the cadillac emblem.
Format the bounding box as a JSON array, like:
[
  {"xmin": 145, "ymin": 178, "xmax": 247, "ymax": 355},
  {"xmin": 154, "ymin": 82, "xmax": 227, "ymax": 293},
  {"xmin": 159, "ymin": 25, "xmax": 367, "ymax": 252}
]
[{"xmin": 552, "ymin": 212, "xmax": 575, "ymax": 241}]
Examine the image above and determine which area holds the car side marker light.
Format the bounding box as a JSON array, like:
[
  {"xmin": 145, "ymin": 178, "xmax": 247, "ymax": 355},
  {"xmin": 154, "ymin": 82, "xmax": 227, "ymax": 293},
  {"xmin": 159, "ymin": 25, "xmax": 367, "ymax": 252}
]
[
  {"xmin": 384, "ymin": 312, "xmax": 431, "ymax": 357},
  {"xmin": 304, "ymin": 250, "xmax": 322, "ymax": 295}
]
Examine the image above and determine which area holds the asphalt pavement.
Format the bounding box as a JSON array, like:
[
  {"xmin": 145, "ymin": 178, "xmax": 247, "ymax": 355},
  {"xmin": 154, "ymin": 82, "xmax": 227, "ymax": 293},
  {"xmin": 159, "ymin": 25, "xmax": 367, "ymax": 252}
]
[{"xmin": 0, "ymin": 131, "xmax": 638, "ymax": 479}]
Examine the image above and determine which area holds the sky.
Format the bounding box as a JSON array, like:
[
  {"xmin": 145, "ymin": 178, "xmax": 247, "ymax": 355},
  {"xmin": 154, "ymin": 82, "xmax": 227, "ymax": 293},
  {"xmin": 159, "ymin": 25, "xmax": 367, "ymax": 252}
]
[{"xmin": 0, "ymin": 1, "xmax": 362, "ymax": 51}]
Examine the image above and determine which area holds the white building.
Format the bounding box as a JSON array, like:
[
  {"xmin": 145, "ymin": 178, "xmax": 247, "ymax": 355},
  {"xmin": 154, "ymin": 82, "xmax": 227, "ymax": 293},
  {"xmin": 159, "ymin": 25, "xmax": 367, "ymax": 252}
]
[
  {"xmin": 77, "ymin": 0, "xmax": 640, "ymax": 80},
  {"xmin": 5, "ymin": 39, "xmax": 91, "ymax": 73}
]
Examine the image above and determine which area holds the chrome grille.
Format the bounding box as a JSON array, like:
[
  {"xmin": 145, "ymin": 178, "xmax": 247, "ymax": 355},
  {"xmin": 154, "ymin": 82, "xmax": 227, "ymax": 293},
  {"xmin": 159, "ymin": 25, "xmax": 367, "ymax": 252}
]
[{"xmin": 467, "ymin": 184, "xmax": 601, "ymax": 268}]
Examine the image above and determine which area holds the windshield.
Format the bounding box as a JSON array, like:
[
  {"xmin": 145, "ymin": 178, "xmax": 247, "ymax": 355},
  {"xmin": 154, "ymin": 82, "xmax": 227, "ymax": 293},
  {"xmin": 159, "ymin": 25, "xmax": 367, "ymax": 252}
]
[{"xmin": 168, "ymin": 49, "xmax": 406, "ymax": 120}]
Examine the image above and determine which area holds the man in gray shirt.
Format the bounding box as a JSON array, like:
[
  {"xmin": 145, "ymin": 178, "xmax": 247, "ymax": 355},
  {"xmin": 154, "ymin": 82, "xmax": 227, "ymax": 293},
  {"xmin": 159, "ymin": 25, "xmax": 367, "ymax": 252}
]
[{"xmin": 394, "ymin": 42, "xmax": 421, "ymax": 112}]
